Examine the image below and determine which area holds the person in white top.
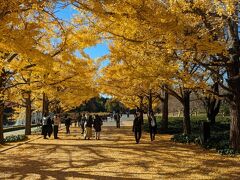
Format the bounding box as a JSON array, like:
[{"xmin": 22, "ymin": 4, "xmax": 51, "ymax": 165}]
[{"xmin": 53, "ymin": 114, "xmax": 61, "ymax": 139}]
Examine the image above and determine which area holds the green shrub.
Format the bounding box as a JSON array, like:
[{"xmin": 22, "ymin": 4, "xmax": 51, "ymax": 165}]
[
  {"xmin": 144, "ymin": 115, "xmax": 238, "ymax": 155},
  {"xmin": 171, "ymin": 134, "xmax": 198, "ymax": 144},
  {"xmin": 4, "ymin": 135, "xmax": 27, "ymax": 143}
]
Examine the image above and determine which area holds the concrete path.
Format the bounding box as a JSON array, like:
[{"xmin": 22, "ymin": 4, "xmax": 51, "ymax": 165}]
[
  {"xmin": 103, "ymin": 114, "xmax": 134, "ymax": 127},
  {"xmin": 3, "ymin": 126, "xmax": 41, "ymax": 137}
]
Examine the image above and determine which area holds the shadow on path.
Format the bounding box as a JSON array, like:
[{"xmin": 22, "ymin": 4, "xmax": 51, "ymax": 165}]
[{"xmin": 0, "ymin": 126, "xmax": 240, "ymax": 179}]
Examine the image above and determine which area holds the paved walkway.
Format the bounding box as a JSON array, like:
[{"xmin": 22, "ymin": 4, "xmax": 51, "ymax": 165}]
[
  {"xmin": 0, "ymin": 122, "xmax": 240, "ymax": 179},
  {"xmin": 3, "ymin": 126, "xmax": 41, "ymax": 137}
]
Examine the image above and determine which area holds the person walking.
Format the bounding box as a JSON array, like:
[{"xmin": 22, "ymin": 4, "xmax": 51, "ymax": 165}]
[
  {"xmin": 80, "ymin": 114, "xmax": 87, "ymax": 134},
  {"xmin": 53, "ymin": 114, "xmax": 61, "ymax": 139},
  {"xmin": 93, "ymin": 114, "xmax": 103, "ymax": 140},
  {"xmin": 42, "ymin": 113, "xmax": 48, "ymax": 139},
  {"xmin": 132, "ymin": 112, "xmax": 142, "ymax": 144},
  {"xmin": 73, "ymin": 113, "xmax": 77, "ymax": 127},
  {"xmin": 114, "ymin": 112, "xmax": 121, "ymax": 128},
  {"xmin": 47, "ymin": 115, "xmax": 53, "ymax": 138},
  {"xmin": 78, "ymin": 113, "xmax": 82, "ymax": 128},
  {"xmin": 84, "ymin": 115, "xmax": 93, "ymax": 140},
  {"xmin": 148, "ymin": 111, "xmax": 157, "ymax": 141},
  {"xmin": 65, "ymin": 115, "xmax": 71, "ymax": 134}
]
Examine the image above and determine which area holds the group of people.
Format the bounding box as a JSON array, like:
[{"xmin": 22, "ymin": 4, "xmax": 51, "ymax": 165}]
[
  {"xmin": 78, "ymin": 114, "xmax": 103, "ymax": 140},
  {"xmin": 41, "ymin": 113, "xmax": 103, "ymax": 140},
  {"xmin": 42, "ymin": 113, "xmax": 61, "ymax": 139},
  {"xmin": 41, "ymin": 111, "xmax": 157, "ymax": 144},
  {"xmin": 132, "ymin": 111, "xmax": 157, "ymax": 144}
]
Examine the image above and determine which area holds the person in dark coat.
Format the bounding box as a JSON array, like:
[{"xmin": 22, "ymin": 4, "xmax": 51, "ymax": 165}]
[
  {"xmin": 114, "ymin": 112, "xmax": 121, "ymax": 128},
  {"xmin": 93, "ymin": 115, "xmax": 103, "ymax": 140},
  {"xmin": 78, "ymin": 113, "xmax": 82, "ymax": 128},
  {"xmin": 84, "ymin": 115, "xmax": 93, "ymax": 140},
  {"xmin": 80, "ymin": 114, "xmax": 87, "ymax": 134},
  {"xmin": 42, "ymin": 113, "xmax": 48, "ymax": 139},
  {"xmin": 132, "ymin": 112, "xmax": 142, "ymax": 144},
  {"xmin": 148, "ymin": 111, "xmax": 157, "ymax": 141},
  {"xmin": 47, "ymin": 115, "xmax": 53, "ymax": 138},
  {"xmin": 65, "ymin": 115, "xmax": 71, "ymax": 134}
]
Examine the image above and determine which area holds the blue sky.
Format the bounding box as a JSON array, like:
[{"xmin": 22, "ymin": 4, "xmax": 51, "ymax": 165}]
[{"xmin": 54, "ymin": 3, "xmax": 110, "ymax": 63}]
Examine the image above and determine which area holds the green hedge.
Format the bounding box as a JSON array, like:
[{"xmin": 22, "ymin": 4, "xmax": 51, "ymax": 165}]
[
  {"xmin": 144, "ymin": 115, "xmax": 238, "ymax": 155},
  {"xmin": 4, "ymin": 135, "xmax": 27, "ymax": 143}
]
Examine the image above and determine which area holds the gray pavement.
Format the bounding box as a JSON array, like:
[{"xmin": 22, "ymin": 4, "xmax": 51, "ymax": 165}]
[
  {"xmin": 3, "ymin": 114, "xmax": 135, "ymax": 137},
  {"xmin": 103, "ymin": 114, "xmax": 134, "ymax": 127},
  {"xmin": 3, "ymin": 126, "xmax": 41, "ymax": 137}
]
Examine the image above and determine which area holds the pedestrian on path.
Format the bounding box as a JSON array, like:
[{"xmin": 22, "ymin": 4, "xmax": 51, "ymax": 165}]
[
  {"xmin": 78, "ymin": 113, "xmax": 82, "ymax": 128},
  {"xmin": 42, "ymin": 113, "xmax": 48, "ymax": 139},
  {"xmin": 93, "ymin": 114, "xmax": 103, "ymax": 140},
  {"xmin": 84, "ymin": 114, "xmax": 93, "ymax": 140},
  {"xmin": 53, "ymin": 114, "xmax": 61, "ymax": 139},
  {"xmin": 73, "ymin": 113, "xmax": 77, "ymax": 127},
  {"xmin": 80, "ymin": 114, "xmax": 87, "ymax": 134},
  {"xmin": 47, "ymin": 115, "xmax": 53, "ymax": 138},
  {"xmin": 65, "ymin": 115, "xmax": 71, "ymax": 134},
  {"xmin": 114, "ymin": 112, "xmax": 121, "ymax": 128},
  {"xmin": 132, "ymin": 112, "xmax": 142, "ymax": 144},
  {"xmin": 148, "ymin": 111, "xmax": 157, "ymax": 141}
]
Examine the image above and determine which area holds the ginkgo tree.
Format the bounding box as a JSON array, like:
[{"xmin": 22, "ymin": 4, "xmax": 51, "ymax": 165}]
[
  {"xmin": 72, "ymin": 0, "xmax": 240, "ymax": 150},
  {"xmin": 0, "ymin": 0, "xmax": 99, "ymax": 143}
]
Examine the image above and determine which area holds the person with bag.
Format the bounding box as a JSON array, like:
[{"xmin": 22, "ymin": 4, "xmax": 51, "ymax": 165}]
[
  {"xmin": 84, "ymin": 114, "xmax": 93, "ymax": 140},
  {"xmin": 132, "ymin": 112, "xmax": 142, "ymax": 144},
  {"xmin": 93, "ymin": 114, "xmax": 103, "ymax": 140},
  {"xmin": 53, "ymin": 114, "xmax": 61, "ymax": 139},
  {"xmin": 148, "ymin": 111, "xmax": 157, "ymax": 141},
  {"xmin": 65, "ymin": 115, "xmax": 71, "ymax": 134}
]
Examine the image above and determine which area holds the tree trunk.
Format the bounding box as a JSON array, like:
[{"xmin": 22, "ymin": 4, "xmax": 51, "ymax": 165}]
[
  {"xmin": 227, "ymin": 2, "xmax": 240, "ymax": 151},
  {"xmin": 148, "ymin": 91, "xmax": 153, "ymax": 114},
  {"xmin": 0, "ymin": 70, "xmax": 5, "ymax": 144},
  {"xmin": 228, "ymin": 52, "xmax": 240, "ymax": 150},
  {"xmin": 161, "ymin": 88, "xmax": 168, "ymax": 131},
  {"xmin": 0, "ymin": 102, "xmax": 4, "ymax": 144},
  {"xmin": 230, "ymin": 99, "xmax": 240, "ymax": 150},
  {"xmin": 206, "ymin": 83, "xmax": 221, "ymax": 124},
  {"xmin": 25, "ymin": 92, "xmax": 32, "ymax": 135},
  {"xmin": 42, "ymin": 93, "xmax": 49, "ymax": 116},
  {"xmin": 139, "ymin": 96, "xmax": 144, "ymax": 124},
  {"xmin": 42, "ymin": 92, "xmax": 46, "ymax": 116},
  {"xmin": 182, "ymin": 90, "xmax": 191, "ymax": 134},
  {"xmin": 207, "ymin": 113, "xmax": 216, "ymax": 124}
]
